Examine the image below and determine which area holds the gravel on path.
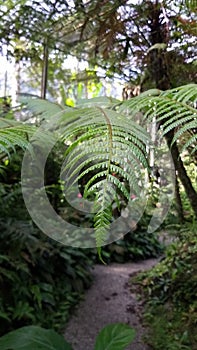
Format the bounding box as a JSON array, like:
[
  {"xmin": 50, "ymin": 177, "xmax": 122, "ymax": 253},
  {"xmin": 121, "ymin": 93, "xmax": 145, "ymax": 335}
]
[{"xmin": 64, "ymin": 258, "xmax": 158, "ymax": 350}]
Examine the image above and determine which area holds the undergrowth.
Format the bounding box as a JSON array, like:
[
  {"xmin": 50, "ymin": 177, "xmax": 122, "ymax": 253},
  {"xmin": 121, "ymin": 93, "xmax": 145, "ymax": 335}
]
[
  {"xmin": 0, "ymin": 217, "xmax": 94, "ymax": 336},
  {"xmin": 0, "ymin": 148, "xmax": 163, "ymax": 337},
  {"xmin": 134, "ymin": 222, "xmax": 197, "ymax": 349},
  {"xmin": 0, "ymin": 157, "xmax": 94, "ymax": 335}
]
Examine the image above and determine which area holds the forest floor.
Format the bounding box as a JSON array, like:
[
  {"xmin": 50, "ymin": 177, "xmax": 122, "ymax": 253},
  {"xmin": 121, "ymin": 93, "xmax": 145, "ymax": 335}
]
[{"xmin": 64, "ymin": 258, "xmax": 159, "ymax": 350}]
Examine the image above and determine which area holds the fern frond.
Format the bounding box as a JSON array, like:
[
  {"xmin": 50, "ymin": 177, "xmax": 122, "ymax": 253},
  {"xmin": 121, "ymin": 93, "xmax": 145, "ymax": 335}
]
[
  {"xmin": 163, "ymin": 115, "xmax": 196, "ymax": 135},
  {"xmin": 22, "ymin": 96, "xmax": 150, "ymax": 254},
  {"xmin": 181, "ymin": 134, "xmax": 197, "ymax": 154},
  {"xmin": 19, "ymin": 94, "xmax": 65, "ymax": 121},
  {"xmin": 168, "ymin": 84, "xmax": 197, "ymax": 103},
  {"xmin": 0, "ymin": 118, "xmax": 34, "ymax": 157},
  {"xmin": 18, "ymin": 88, "xmax": 197, "ymax": 257},
  {"xmin": 60, "ymin": 105, "xmax": 149, "ymax": 252},
  {"xmin": 172, "ymin": 120, "xmax": 197, "ymax": 143},
  {"xmin": 77, "ymin": 96, "xmax": 119, "ymax": 108},
  {"xmin": 121, "ymin": 84, "xmax": 197, "ymax": 153},
  {"xmin": 94, "ymin": 197, "xmax": 112, "ymax": 264}
]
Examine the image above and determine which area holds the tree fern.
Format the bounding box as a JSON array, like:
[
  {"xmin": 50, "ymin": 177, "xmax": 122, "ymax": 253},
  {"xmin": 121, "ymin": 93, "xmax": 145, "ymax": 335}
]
[
  {"xmin": 22, "ymin": 96, "xmax": 149, "ymax": 258},
  {"xmin": 19, "ymin": 85, "xmax": 197, "ymax": 257}
]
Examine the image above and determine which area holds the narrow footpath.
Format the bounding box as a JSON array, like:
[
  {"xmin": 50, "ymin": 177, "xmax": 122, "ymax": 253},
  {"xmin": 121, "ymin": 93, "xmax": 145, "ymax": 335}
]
[{"xmin": 64, "ymin": 259, "xmax": 158, "ymax": 350}]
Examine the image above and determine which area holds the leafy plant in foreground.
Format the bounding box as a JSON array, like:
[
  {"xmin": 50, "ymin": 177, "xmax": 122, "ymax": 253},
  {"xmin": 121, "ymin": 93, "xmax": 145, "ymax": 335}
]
[{"xmin": 0, "ymin": 323, "xmax": 136, "ymax": 350}]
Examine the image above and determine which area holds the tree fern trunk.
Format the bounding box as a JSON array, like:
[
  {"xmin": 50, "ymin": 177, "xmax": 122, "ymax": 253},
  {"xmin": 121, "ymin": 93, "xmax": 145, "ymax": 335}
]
[{"xmin": 166, "ymin": 130, "xmax": 197, "ymax": 216}]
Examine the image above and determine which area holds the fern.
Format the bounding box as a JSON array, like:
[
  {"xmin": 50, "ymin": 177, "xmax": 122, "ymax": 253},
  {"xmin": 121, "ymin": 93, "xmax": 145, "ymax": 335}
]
[
  {"xmin": 0, "ymin": 118, "xmax": 34, "ymax": 157},
  {"xmin": 17, "ymin": 85, "xmax": 197, "ymax": 257},
  {"xmin": 21, "ymin": 85, "xmax": 197, "ymax": 258},
  {"xmin": 60, "ymin": 106, "xmax": 149, "ymax": 257},
  {"xmin": 121, "ymin": 84, "xmax": 197, "ymax": 153},
  {"xmin": 22, "ymin": 96, "xmax": 149, "ymax": 257}
]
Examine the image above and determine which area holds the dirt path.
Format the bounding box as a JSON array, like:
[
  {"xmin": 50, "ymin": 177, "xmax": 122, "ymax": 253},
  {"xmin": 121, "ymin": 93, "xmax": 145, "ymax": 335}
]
[{"xmin": 64, "ymin": 259, "xmax": 158, "ymax": 350}]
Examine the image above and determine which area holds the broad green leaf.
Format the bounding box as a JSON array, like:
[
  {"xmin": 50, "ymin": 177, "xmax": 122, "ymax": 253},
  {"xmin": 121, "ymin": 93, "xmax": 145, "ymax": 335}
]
[
  {"xmin": 94, "ymin": 323, "xmax": 136, "ymax": 350},
  {"xmin": 0, "ymin": 326, "xmax": 73, "ymax": 350}
]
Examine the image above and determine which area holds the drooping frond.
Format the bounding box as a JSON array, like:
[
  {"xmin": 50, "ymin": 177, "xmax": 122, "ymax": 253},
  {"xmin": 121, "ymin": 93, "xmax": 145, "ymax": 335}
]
[
  {"xmin": 22, "ymin": 96, "xmax": 149, "ymax": 256},
  {"xmin": 59, "ymin": 105, "xmax": 149, "ymax": 255},
  {"xmin": 120, "ymin": 84, "xmax": 197, "ymax": 153},
  {"xmin": 0, "ymin": 118, "xmax": 34, "ymax": 157}
]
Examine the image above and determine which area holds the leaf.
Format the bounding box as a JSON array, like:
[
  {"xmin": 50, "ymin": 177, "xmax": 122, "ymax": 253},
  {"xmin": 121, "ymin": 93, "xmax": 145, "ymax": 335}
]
[
  {"xmin": 94, "ymin": 323, "xmax": 136, "ymax": 350},
  {"xmin": 147, "ymin": 43, "xmax": 167, "ymax": 52},
  {"xmin": 121, "ymin": 83, "xmax": 197, "ymax": 153},
  {"xmin": 0, "ymin": 326, "xmax": 73, "ymax": 350},
  {"xmin": 0, "ymin": 118, "xmax": 34, "ymax": 156}
]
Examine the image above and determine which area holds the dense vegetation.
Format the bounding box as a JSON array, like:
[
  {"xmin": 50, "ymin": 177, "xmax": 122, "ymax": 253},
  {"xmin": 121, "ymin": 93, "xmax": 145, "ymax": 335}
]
[
  {"xmin": 0, "ymin": 0, "xmax": 197, "ymax": 348},
  {"xmin": 0, "ymin": 155, "xmax": 94, "ymax": 335},
  {"xmin": 133, "ymin": 222, "xmax": 197, "ymax": 349}
]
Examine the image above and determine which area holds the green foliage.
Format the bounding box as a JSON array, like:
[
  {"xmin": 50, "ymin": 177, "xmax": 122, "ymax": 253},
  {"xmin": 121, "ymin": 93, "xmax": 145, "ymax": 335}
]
[
  {"xmin": 0, "ymin": 145, "xmax": 95, "ymax": 337},
  {"xmin": 21, "ymin": 95, "xmax": 149, "ymax": 254},
  {"xmin": 94, "ymin": 323, "xmax": 136, "ymax": 350},
  {"xmin": 138, "ymin": 224, "xmax": 197, "ymax": 306},
  {"xmin": 120, "ymin": 84, "xmax": 197, "ymax": 154},
  {"xmin": 0, "ymin": 216, "xmax": 93, "ymax": 335},
  {"xmin": 144, "ymin": 306, "xmax": 192, "ymax": 350},
  {"xmin": 0, "ymin": 153, "xmax": 94, "ymax": 335},
  {"xmin": 0, "ymin": 117, "xmax": 34, "ymax": 157},
  {"xmin": 1, "ymin": 84, "xmax": 196, "ymax": 258},
  {"xmin": 0, "ymin": 323, "xmax": 135, "ymax": 350},
  {"xmin": 19, "ymin": 94, "xmax": 64, "ymax": 122},
  {"xmin": 1, "ymin": 0, "xmax": 196, "ymax": 86},
  {"xmin": 135, "ymin": 222, "xmax": 197, "ymax": 349},
  {"xmin": 19, "ymin": 84, "xmax": 197, "ymax": 255},
  {"xmin": 96, "ymin": 228, "xmax": 163, "ymax": 264},
  {"xmin": 0, "ymin": 97, "xmax": 13, "ymax": 119},
  {"xmin": 0, "ymin": 326, "xmax": 72, "ymax": 350}
]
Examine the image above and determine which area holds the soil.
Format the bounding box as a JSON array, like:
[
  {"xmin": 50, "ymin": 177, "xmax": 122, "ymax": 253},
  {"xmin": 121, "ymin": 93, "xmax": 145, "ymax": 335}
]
[{"xmin": 64, "ymin": 258, "xmax": 159, "ymax": 350}]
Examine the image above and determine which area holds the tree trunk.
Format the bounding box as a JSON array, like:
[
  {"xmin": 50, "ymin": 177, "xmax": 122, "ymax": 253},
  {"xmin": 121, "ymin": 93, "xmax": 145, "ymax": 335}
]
[
  {"xmin": 174, "ymin": 174, "xmax": 184, "ymax": 223},
  {"xmin": 41, "ymin": 39, "xmax": 49, "ymax": 99},
  {"xmin": 166, "ymin": 130, "xmax": 197, "ymax": 215}
]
